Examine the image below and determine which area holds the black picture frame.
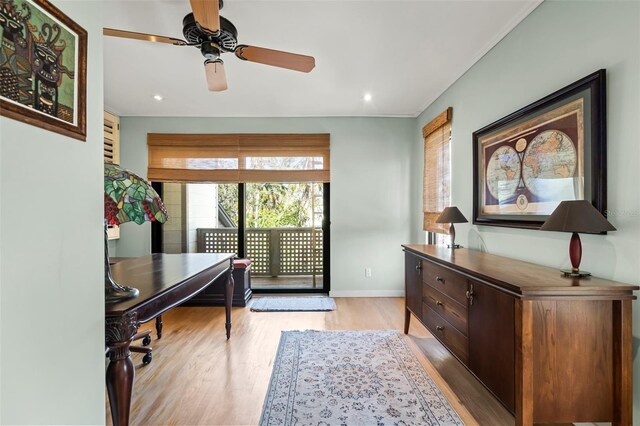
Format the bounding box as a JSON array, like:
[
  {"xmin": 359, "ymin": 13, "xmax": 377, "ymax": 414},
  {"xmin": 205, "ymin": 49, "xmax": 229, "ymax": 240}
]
[{"xmin": 472, "ymin": 69, "xmax": 606, "ymax": 230}]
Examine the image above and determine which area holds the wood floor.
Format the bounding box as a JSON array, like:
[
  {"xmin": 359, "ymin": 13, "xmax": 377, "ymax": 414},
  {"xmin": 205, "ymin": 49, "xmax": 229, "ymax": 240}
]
[{"xmin": 106, "ymin": 297, "xmax": 514, "ymax": 425}]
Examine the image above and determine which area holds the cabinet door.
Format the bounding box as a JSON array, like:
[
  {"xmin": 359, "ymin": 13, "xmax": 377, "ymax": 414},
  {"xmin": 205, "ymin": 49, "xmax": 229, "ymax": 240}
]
[
  {"xmin": 468, "ymin": 280, "xmax": 516, "ymax": 413},
  {"xmin": 404, "ymin": 252, "xmax": 422, "ymax": 316}
]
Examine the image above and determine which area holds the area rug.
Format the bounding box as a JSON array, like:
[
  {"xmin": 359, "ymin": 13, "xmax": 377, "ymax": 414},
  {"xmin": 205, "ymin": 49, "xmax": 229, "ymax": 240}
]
[
  {"xmin": 259, "ymin": 330, "xmax": 463, "ymax": 425},
  {"xmin": 250, "ymin": 296, "xmax": 336, "ymax": 312}
]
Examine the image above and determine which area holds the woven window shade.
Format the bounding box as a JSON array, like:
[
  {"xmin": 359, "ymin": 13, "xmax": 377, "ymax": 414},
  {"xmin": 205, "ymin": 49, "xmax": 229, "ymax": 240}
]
[
  {"xmin": 423, "ymin": 108, "xmax": 452, "ymax": 234},
  {"xmin": 147, "ymin": 133, "xmax": 330, "ymax": 183}
]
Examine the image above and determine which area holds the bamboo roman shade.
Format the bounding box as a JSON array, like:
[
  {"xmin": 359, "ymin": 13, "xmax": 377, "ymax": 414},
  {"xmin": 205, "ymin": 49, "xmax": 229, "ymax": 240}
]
[
  {"xmin": 423, "ymin": 108, "xmax": 452, "ymax": 234},
  {"xmin": 147, "ymin": 133, "xmax": 330, "ymax": 183}
]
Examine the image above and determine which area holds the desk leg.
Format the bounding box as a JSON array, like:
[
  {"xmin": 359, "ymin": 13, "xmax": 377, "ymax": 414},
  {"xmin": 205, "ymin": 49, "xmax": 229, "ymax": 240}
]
[
  {"xmin": 613, "ymin": 299, "xmax": 632, "ymax": 426},
  {"xmin": 225, "ymin": 263, "xmax": 234, "ymax": 339},
  {"xmin": 106, "ymin": 313, "xmax": 139, "ymax": 426},
  {"xmin": 515, "ymin": 299, "xmax": 534, "ymax": 426}
]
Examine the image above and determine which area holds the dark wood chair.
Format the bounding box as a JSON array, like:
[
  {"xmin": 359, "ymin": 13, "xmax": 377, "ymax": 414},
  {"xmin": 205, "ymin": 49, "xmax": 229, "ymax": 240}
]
[{"xmin": 130, "ymin": 329, "xmax": 153, "ymax": 365}]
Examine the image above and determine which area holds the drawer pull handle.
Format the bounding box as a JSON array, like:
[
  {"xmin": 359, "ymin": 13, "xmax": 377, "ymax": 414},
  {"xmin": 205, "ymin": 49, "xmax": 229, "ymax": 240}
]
[
  {"xmin": 466, "ymin": 284, "xmax": 475, "ymax": 306},
  {"xmin": 436, "ymin": 326, "xmax": 444, "ymax": 331},
  {"xmin": 436, "ymin": 300, "xmax": 444, "ymax": 307},
  {"xmin": 436, "ymin": 276, "xmax": 444, "ymax": 283},
  {"xmin": 415, "ymin": 264, "xmax": 422, "ymax": 271}
]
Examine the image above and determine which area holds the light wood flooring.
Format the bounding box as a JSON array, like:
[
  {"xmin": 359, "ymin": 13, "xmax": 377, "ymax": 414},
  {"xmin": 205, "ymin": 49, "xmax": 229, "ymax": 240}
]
[{"xmin": 106, "ymin": 297, "xmax": 514, "ymax": 425}]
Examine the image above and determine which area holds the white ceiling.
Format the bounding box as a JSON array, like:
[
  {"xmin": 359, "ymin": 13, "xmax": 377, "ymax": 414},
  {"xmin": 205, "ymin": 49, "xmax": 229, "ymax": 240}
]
[{"xmin": 103, "ymin": 0, "xmax": 542, "ymax": 118}]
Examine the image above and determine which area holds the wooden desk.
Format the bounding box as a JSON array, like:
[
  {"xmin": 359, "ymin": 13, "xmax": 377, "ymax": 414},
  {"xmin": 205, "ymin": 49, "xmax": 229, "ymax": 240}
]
[
  {"xmin": 402, "ymin": 244, "xmax": 638, "ymax": 426},
  {"xmin": 105, "ymin": 253, "xmax": 234, "ymax": 426}
]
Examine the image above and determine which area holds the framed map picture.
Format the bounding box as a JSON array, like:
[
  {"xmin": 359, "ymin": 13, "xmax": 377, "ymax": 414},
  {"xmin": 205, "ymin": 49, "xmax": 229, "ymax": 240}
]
[
  {"xmin": 473, "ymin": 70, "xmax": 606, "ymax": 229},
  {"xmin": 0, "ymin": 0, "xmax": 87, "ymax": 141}
]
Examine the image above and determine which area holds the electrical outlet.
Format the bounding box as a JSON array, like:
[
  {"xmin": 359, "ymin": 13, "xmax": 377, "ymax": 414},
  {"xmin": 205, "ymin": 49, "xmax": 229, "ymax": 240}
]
[{"xmin": 365, "ymin": 267, "xmax": 372, "ymax": 278}]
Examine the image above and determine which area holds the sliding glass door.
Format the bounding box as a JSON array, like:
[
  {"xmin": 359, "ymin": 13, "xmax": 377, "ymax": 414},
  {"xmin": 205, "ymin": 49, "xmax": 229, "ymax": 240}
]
[
  {"xmin": 246, "ymin": 182, "xmax": 324, "ymax": 291},
  {"xmin": 152, "ymin": 182, "xmax": 330, "ymax": 293}
]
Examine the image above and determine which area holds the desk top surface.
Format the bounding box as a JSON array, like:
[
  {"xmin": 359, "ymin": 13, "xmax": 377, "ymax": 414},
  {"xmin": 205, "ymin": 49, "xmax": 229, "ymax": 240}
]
[
  {"xmin": 106, "ymin": 253, "xmax": 234, "ymax": 315},
  {"xmin": 403, "ymin": 244, "xmax": 638, "ymax": 297}
]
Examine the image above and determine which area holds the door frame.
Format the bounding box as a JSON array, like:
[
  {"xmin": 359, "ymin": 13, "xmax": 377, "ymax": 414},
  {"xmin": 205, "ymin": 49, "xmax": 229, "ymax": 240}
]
[
  {"xmin": 248, "ymin": 182, "xmax": 330, "ymax": 294},
  {"xmin": 151, "ymin": 182, "xmax": 331, "ymax": 294}
]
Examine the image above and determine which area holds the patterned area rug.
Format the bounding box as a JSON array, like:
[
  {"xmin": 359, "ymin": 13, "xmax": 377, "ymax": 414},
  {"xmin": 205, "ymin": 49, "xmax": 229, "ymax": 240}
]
[
  {"xmin": 260, "ymin": 330, "xmax": 463, "ymax": 425},
  {"xmin": 250, "ymin": 297, "xmax": 337, "ymax": 312}
]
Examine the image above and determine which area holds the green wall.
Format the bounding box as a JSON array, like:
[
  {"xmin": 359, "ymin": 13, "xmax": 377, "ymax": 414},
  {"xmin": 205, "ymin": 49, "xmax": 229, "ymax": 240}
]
[
  {"xmin": 117, "ymin": 117, "xmax": 415, "ymax": 296},
  {"xmin": 0, "ymin": 0, "xmax": 636, "ymax": 423},
  {"xmin": 414, "ymin": 0, "xmax": 640, "ymax": 418},
  {"xmin": 0, "ymin": 1, "xmax": 105, "ymax": 423}
]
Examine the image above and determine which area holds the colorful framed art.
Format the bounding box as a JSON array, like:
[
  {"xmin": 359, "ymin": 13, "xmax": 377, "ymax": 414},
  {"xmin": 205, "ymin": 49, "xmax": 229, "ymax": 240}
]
[
  {"xmin": 472, "ymin": 70, "xmax": 607, "ymax": 230},
  {"xmin": 0, "ymin": 0, "xmax": 87, "ymax": 141}
]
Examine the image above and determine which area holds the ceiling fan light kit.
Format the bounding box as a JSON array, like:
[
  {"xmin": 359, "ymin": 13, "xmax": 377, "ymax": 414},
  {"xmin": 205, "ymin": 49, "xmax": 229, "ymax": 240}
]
[
  {"xmin": 205, "ymin": 59, "xmax": 228, "ymax": 92},
  {"xmin": 104, "ymin": 0, "xmax": 315, "ymax": 92}
]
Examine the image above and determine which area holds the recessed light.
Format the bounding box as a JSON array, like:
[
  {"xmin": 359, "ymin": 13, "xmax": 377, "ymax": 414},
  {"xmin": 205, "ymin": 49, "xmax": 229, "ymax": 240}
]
[
  {"xmin": 363, "ymin": 93, "xmax": 372, "ymax": 102},
  {"xmin": 153, "ymin": 94, "xmax": 163, "ymax": 101}
]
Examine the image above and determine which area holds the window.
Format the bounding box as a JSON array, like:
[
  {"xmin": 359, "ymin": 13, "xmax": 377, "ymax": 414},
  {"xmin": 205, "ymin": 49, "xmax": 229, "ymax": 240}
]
[{"xmin": 423, "ymin": 108, "xmax": 452, "ymax": 243}]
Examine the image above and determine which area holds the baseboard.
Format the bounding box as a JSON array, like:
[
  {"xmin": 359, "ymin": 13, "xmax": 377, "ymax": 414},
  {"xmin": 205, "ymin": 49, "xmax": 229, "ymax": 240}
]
[{"xmin": 329, "ymin": 290, "xmax": 405, "ymax": 298}]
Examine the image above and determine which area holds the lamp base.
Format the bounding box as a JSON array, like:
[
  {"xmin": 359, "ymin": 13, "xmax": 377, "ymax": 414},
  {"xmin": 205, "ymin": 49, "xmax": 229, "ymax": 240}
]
[
  {"xmin": 447, "ymin": 244, "xmax": 463, "ymax": 249},
  {"xmin": 104, "ymin": 226, "xmax": 139, "ymax": 304},
  {"xmin": 561, "ymin": 269, "xmax": 591, "ymax": 278},
  {"xmin": 105, "ymin": 280, "xmax": 139, "ymax": 303}
]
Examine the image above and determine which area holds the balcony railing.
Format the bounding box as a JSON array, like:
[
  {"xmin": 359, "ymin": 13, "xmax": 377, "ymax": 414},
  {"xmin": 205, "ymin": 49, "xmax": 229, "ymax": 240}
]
[{"xmin": 197, "ymin": 227, "xmax": 323, "ymax": 277}]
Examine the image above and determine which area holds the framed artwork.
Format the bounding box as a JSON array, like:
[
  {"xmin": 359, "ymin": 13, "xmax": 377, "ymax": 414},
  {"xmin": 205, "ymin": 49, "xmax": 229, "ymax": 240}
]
[
  {"xmin": 473, "ymin": 70, "xmax": 606, "ymax": 229},
  {"xmin": 0, "ymin": 0, "xmax": 87, "ymax": 141}
]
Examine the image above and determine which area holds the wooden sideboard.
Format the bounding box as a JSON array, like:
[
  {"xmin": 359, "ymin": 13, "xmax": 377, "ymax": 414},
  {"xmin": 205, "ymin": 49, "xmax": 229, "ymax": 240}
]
[{"xmin": 402, "ymin": 244, "xmax": 638, "ymax": 426}]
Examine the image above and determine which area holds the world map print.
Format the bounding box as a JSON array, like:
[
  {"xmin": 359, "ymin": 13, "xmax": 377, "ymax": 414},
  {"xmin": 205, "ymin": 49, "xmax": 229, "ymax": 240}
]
[
  {"xmin": 486, "ymin": 145, "xmax": 521, "ymax": 201},
  {"xmin": 522, "ymin": 130, "xmax": 577, "ymax": 197},
  {"xmin": 478, "ymin": 100, "xmax": 584, "ymax": 217},
  {"xmin": 485, "ymin": 130, "xmax": 578, "ymax": 203}
]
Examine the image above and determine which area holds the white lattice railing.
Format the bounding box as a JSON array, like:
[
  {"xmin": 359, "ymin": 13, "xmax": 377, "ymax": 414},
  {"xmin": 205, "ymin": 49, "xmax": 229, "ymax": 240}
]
[{"xmin": 197, "ymin": 228, "xmax": 323, "ymax": 277}]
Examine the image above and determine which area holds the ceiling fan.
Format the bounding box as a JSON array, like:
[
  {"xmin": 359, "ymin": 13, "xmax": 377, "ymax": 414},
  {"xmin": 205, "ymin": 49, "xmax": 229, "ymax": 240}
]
[{"xmin": 103, "ymin": 0, "xmax": 316, "ymax": 92}]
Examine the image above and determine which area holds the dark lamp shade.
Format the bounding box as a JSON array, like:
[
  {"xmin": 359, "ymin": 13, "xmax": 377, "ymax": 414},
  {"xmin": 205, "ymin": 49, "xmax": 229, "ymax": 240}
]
[
  {"xmin": 435, "ymin": 207, "xmax": 468, "ymax": 224},
  {"xmin": 540, "ymin": 200, "xmax": 616, "ymax": 234}
]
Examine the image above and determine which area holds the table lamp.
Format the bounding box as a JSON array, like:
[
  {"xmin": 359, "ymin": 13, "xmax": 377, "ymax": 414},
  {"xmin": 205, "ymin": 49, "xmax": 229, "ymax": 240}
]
[
  {"xmin": 540, "ymin": 200, "xmax": 615, "ymax": 277},
  {"xmin": 435, "ymin": 206, "xmax": 468, "ymax": 249},
  {"xmin": 104, "ymin": 163, "xmax": 169, "ymax": 303}
]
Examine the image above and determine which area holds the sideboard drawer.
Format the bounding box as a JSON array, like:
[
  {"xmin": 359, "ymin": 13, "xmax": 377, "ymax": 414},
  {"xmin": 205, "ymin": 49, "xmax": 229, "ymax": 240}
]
[
  {"xmin": 422, "ymin": 303, "xmax": 469, "ymax": 363},
  {"xmin": 423, "ymin": 284, "xmax": 468, "ymax": 336},
  {"xmin": 422, "ymin": 260, "xmax": 469, "ymax": 305}
]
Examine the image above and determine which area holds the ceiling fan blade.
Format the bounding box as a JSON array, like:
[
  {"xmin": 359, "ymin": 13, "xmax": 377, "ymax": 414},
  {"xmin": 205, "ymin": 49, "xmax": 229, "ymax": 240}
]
[
  {"xmin": 235, "ymin": 45, "xmax": 315, "ymax": 73},
  {"xmin": 103, "ymin": 28, "xmax": 187, "ymax": 46},
  {"xmin": 204, "ymin": 60, "xmax": 228, "ymax": 91},
  {"xmin": 190, "ymin": 0, "xmax": 220, "ymax": 33}
]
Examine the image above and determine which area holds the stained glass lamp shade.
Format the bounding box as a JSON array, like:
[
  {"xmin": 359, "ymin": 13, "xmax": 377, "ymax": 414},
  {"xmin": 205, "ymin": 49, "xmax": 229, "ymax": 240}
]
[{"xmin": 104, "ymin": 163, "xmax": 169, "ymax": 302}]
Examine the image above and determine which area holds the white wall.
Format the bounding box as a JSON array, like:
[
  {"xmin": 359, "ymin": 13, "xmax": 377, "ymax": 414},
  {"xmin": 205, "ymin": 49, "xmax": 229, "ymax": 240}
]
[
  {"xmin": 0, "ymin": 1, "xmax": 105, "ymax": 424},
  {"xmin": 186, "ymin": 184, "xmax": 218, "ymax": 253},
  {"xmin": 414, "ymin": 0, "xmax": 640, "ymax": 417},
  {"xmin": 116, "ymin": 117, "xmax": 415, "ymax": 296}
]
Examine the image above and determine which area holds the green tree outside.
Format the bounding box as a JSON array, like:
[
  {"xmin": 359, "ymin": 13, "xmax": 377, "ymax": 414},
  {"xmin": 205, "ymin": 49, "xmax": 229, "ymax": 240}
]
[{"xmin": 218, "ymin": 183, "xmax": 322, "ymax": 228}]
